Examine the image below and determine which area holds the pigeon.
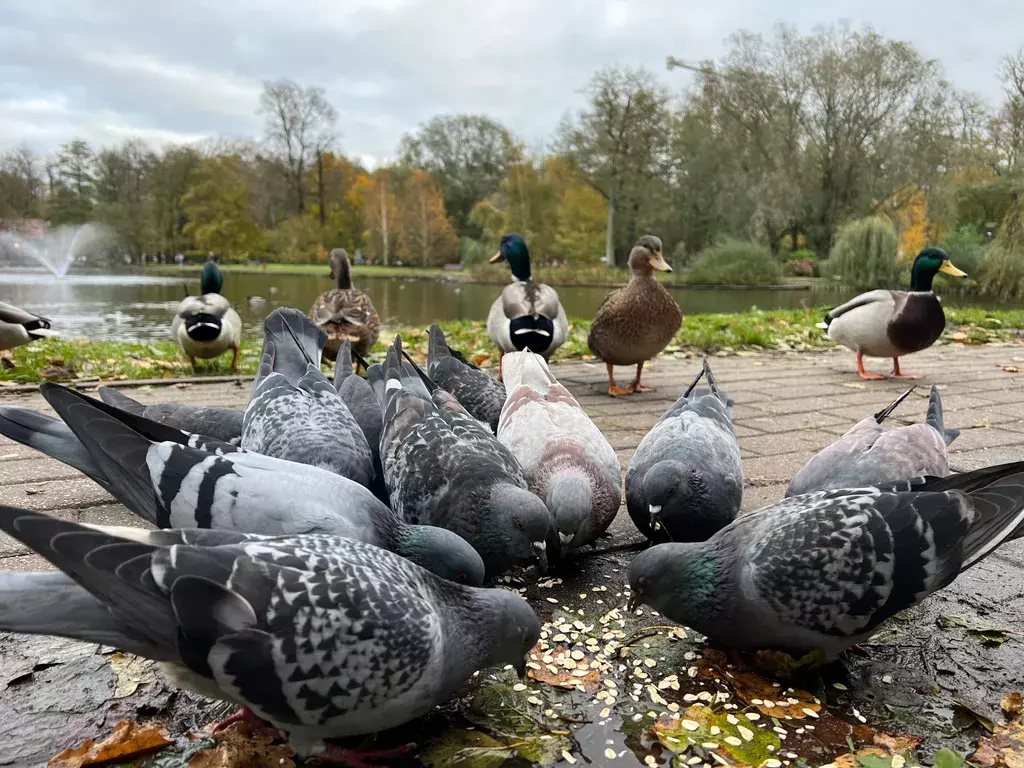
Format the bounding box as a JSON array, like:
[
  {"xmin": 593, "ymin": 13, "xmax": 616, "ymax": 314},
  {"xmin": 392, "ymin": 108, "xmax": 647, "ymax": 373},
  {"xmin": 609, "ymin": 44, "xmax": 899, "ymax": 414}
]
[
  {"xmin": 242, "ymin": 308, "xmax": 374, "ymax": 490},
  {"xmin": 625, "ymin": 358, "xmax": 742, "ymax": 543},
  {"xmin": 426, "ymin": 323, "xmax": 506, "ymax": 433},
  {"xmin": 497, "ymin": 350, "xmax": 621, "ymax": 552},
  {"xmin": 786, "ymin": 385, "xmax": 960, "ymax": 496},
  {"xmin": 376, "ymin": 335, "xmax": 553, "ymax": 577},
  {"xmin": 0, "ymin": 506, "xmax": 540, "ymax": 760},
  {"xmin": 333, "ymin": 339, "xmax": 387, "ymax": 503},
  {"xmin": 0, "ymin": 383, "xmax": 485, "ymax": 586},
  {"xmin": 628, "ymin": 461, "xmax": 1024, "ymax": 660},
  {"xmin": 98, "ymin": 386, "xmax": 244, "ymax": 445}
]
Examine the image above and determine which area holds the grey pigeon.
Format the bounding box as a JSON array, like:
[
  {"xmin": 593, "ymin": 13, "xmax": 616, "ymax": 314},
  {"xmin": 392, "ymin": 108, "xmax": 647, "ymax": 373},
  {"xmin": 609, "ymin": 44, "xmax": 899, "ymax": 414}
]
[
  {"xmin": 243, "ymin": 308, "xmax": 374, "ymax": 489},
  {"xmin": 0, "ymin": 507, "xmax": 540, "ymax": 759},
  {"xmin": 377, "ymin": 335, "xmax": 553, "ymax": 577},
  {"xmin": 426, "ymin": 323, "xmax": 506, "ymax": 433},
  {"xmin": 98, "ymin": 386, "xmax": 244, "ymax": 445},
  {"xmin": 2, "ymin": 383, "xmax": 485, "ymax": 586},
  {"xmin": 334, "ymin": 339, "xmax": 388, "ymax": 503},
  {"xmin": 786, "ymin": 385, "xmax": 960, "ymax": 497},
  {"xmin": 625, "ymin": 358, "xmax": 742, "ymax": 543},
  {"xmin": 628, "ymin": 461, "xmax": 1024, "ymax": 660}
]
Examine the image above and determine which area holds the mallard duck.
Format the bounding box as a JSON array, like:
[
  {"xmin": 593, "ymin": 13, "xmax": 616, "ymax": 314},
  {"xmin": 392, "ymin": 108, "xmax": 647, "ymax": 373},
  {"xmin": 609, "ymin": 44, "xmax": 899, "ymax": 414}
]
[
  {"xmin": 786, "ymin": 384, "xmax": 959, "ymax": 497},
  {"xmin": 625, "ymin": 358, "xmax": 742, "ymax": 543},
  {"xmin": 587, "ymin": 235, "xmax": 682, "ymax": 396},
  {"xmin": 0, "ymin": 301, "xmax": 58, "ymax": 358},
  {"xmin": 486, "ymin": 233, "xmax": 568, "ymax": 378},
  {"xmin": 497, "ymin": 350, "xmax": 621, "ymax": 553},
  {"xmin": 309, "ymin": 248, "xmax": 380, "ymax": 365},
  {"xmin": 821, "ymin": 247, "xmax": 966, "ymax": 380},
  {"xmin": 171, "ymin": 260, "xmax": 241, "ymax": 371}
]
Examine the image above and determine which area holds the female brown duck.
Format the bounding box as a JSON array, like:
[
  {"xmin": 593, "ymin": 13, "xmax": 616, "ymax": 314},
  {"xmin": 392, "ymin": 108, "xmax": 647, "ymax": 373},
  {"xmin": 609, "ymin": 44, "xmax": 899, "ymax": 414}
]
[
  {"xmin": 588, "ymin": 235, "xmax": 682, "ymax": 396},
  {"xmin": 309, "ymin": 248, "xmax": 380, "ymax": 365}
]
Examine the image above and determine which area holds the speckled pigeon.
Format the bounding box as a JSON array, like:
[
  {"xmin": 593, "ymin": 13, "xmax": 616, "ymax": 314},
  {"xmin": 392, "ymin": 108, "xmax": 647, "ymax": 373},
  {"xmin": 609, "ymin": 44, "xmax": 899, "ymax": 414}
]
[
  {"xmin": 333, "ymin": 339, "xmax": 388, "ymax": 503},
  {"xmin": 242, "ymin": 308, "xmax": 374, "ymax": 490},
  {"xmin": 98, "ymin": 386, "xmax": 243, "ymax": 445},
  {"xmin": 0, "ymin": 506, "xmax": 540, "ymax": 761},
  {"xmin": 426, "ymin": 323, "xmax": 506, "ymax": 433},
  {"xmin": 786, "ymin": 384, "xmax": 959, "ymax": 497},
  {"xmin": 376, "ymin": 334, "xmax": 554, "ymax": 577},
  {"xmin": 625, "ymin": 358, "xmax": 742, "ymax": 543},
  {"xmin": 628, "ymin": 461, "xmax": 1024, "ymax": 659},
  {"xmin": 0, "ymin": 382, "xmax": 485, "ymax": 585}
]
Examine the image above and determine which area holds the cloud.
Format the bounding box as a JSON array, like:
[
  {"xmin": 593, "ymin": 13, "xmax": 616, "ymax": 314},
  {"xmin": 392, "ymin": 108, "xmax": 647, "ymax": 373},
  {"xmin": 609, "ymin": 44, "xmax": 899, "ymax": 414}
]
[{"xmin": 0, "ymin": 0, "xmax": 1019, "ymax": 165}]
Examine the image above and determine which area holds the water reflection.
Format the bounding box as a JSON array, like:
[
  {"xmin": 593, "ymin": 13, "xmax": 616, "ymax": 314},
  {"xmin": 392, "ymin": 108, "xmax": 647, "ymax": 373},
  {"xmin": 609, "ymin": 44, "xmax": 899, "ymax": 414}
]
[{"xmin": 0, "ymin": 267, "xmax": 1009, "ymax": 342}]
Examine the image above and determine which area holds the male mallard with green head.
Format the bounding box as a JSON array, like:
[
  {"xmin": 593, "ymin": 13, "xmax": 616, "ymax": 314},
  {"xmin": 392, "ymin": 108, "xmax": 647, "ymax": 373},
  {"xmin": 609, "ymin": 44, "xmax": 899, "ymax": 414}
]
[
  {"xmin": 171, "ymin": 260, "xmax": 242, "ymax": 371},
  {"xmin": 822, "ymin": 247, "xmax": 967, "ymax": 380},
  {"xmin": 0, "ymin": 301, "xmax": 58, "ymax": 361},
  {"xmin": 587, "ymin": 235, "xmax": 682, "ymax": 397},
  {"xmin": 486, "ymin": 233, "xmax": 568, "ymax": 378},
  {"xmin": 309, "ymin": 248, "xmax": 380, "ymax": 366}
]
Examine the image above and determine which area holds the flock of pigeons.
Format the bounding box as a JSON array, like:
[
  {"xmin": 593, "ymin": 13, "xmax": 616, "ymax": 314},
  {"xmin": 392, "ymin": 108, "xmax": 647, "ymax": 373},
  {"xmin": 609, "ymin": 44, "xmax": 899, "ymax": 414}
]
[{"xmin": 0, "ymin": 306, "xmax": 1023, "ymax": 764}]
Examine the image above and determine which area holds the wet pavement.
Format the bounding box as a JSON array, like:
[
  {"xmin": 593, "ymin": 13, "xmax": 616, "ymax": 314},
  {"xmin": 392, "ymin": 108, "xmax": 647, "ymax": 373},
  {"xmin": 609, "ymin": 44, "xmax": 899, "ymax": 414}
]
[{"xmin": 1, "ymin": 345, "xmax": 1023, "ymax": 767}]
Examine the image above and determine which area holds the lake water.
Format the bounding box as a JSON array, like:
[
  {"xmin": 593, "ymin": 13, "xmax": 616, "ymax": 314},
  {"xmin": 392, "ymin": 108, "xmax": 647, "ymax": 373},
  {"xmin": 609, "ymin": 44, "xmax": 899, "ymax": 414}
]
[{"xmin": 0, "ymin": 267, "xmax": 1010, "ymax": 342}]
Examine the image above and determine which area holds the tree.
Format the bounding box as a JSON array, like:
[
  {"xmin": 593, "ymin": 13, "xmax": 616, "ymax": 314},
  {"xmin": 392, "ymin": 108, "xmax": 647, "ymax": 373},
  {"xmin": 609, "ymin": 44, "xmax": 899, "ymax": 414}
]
[
  {"xmin": 259, "ymin": 79, "xmax": 337, "ymax": 215},
  {"xmin": 0, "ymin": 146, "xmax": 43, "ymax": 219},
  {"xmin": 181, "ymin": 155, "xmax": 264, "ymax": 261},
  {"xmin": 47, "ymin": 139, "xmax": 95, "ymax": 224},
  {"xmin": 93, "ymin": 139, "xmax": 154, "ymax": 256},
  {"xmin": 400, "ymin": 115, "xmax": 517, "ymax": 237},
  {"xmin": 354, "ymin": 168, "xmax": 400, "ymax": 265},
  {"xmin": 305, "ymin": 152, "xmax": 366, "ymax": 251},
  {"xmin": 148, "ymin": 146, "xmax": 202, "ymax": 254},
  {"xmin": 401, "ymin": 170, "xmax": 458, "ymax": 265},
  {"xmin": 470, "ymin": 150, "xmax": 559, "ymax": 258},
  {"xmin": 558, "ymin": 67, "xmax": 670, "ymax": 265}
]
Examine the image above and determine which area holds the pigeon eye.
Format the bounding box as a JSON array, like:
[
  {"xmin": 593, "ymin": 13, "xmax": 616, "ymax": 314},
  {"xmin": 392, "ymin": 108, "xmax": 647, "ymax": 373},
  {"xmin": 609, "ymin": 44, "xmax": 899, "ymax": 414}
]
[
  {"xmin": 516, "ymin": 520, "xmax": 525, "ymax": 531},
  {"xmin": 456, "ymin": 571, "xmax": 468, "ymax": 583}
]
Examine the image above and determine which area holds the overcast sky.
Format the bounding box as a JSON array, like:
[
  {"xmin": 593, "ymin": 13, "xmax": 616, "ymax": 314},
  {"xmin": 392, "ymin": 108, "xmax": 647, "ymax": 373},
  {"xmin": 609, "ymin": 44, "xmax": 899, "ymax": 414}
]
[{"xmin": 1, "ymin": 0, "xmax": 1020, "ymax": 167}]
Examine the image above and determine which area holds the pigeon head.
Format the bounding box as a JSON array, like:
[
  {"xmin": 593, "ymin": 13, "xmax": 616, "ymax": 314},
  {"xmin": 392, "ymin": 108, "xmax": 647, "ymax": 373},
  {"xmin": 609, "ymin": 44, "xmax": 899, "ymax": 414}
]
[
  {"xmin": 488, "ymin": 483, "xmax": 553, "ymax": 572},
  {"xmin": 482, "ymin": 588, "xmax": 543, "ymax": 677},
  {"xmin": 642, "ymin": 460, "xmax": 726, "ymax": 541},
  {"xmin": 546, "ymin": 471, "xmax": 592, "ymax": 551},
  {"xmin": 397, "ymin": 524, "xmax": 487, "ymax": 586},
  {"xmin": 627, "ymin": 542, "xmax": 723, "ymax": 630}
]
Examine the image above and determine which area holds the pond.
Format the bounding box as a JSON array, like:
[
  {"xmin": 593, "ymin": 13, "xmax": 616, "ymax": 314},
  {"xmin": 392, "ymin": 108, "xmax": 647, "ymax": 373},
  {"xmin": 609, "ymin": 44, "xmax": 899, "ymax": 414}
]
[{"xmin": 0, "ymin": 267, "xmax": 1012, "ymax": 342}]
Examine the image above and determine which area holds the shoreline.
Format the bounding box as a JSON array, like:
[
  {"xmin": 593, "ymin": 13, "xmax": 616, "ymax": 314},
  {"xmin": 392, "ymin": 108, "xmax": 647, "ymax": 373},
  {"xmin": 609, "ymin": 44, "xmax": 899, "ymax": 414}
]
[{"xmin": 2, "ymin": 306, "xmax": 1022, "ymax": 385}]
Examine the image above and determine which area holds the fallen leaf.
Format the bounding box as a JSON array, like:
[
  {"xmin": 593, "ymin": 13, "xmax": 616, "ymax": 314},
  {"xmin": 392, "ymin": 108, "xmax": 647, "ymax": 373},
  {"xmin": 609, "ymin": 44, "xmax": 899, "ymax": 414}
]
[
  {"xmin": 934, "ymin": 747, "xmax": 966, "ymax": 768},
  {"xmin": 701, "ymin": 649, "xmax": 822, "ymax": 718},
  {"xmin": 105, "ymin": 652, "xmax": 157, "ymax": 698},
  {"xmin": 953, "ymin": 700, "xmax": 996, "ymax": 732},
  {"xmin": 49, "ymin": 720, "xmax": 171, "ymax": 767},
  {"xmin": 526, "ymin": 644, "xmax": 600, "ymax": 693},
  {"xmin": 172, "ymin": 382, "xmax": 193, "ymax": 389},
  {"xmin": 872, "ymin": 732, "xmax": 923, "ymax": 752},
  {"xmin": 950, "ymin": 331, "xmax": 969, "ymax": 342},
  {"xmin": 1002, "ymin": 365, "xmax": 1021, "ymax": 373},
  {"xmin": 419, "ymin": 729, "xmax": 513, "ymax": 768},
  {"xmin": 1003, "ymin": 693, "xmax": 1023, "ymax": 720},
  {"xmin": 39, "ymin": 360, "xmax": 76, "ymax": 380},
  {"xmin": 188, "ymin": 723, "xmax": 295, "ymax": 768},
  {"xmin": 969, "ymin": 717, "xmax": 1024, "ymax": 767}
]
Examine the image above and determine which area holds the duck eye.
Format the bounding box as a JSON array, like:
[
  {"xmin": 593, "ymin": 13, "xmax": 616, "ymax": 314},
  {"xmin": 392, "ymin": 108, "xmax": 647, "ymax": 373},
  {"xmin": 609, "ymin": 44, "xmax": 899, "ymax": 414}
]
[
  {"xmin": 456, "ymin": 571, "xmax": 468, "ymax": 583},
  {"xmin": 516, "ymin": 520, "xmax": 525, "ymax": 531}
]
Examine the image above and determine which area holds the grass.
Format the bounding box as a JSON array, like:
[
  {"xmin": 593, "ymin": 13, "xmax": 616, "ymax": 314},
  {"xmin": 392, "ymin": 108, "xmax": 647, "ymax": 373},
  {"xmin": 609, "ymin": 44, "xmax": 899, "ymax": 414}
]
[{"xmin": 4, "ymin": 306, "xmax": 1023, "ymax": 385}]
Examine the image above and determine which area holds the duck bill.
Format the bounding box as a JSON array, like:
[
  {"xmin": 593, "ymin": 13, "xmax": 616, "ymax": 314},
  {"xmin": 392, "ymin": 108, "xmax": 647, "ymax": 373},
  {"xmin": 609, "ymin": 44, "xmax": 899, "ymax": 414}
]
[
  {"xmin": 649, "ymin": 504, "xmax": 663, "ymax": 531},
  {"xmin": 649, "ymin": 253, "xmax": 673, "ymax": 272},
  {"xmin": 489, "ymin": 251, "xmax": 504, "ymax": 264},
  {"xmin": 938, "ymin": 259, "xmax": 967, "ymax": 278}
]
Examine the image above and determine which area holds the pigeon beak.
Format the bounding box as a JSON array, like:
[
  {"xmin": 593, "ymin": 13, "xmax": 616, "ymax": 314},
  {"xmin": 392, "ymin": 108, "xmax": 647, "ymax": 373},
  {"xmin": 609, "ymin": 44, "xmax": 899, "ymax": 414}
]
[
  {"xmin": 532, "ymin": 540, "xmax": 548, "ymax": 571},
  {"xmin": 649, "ymin": 505, "xmax": 663, "ymax": 529},
  {"xmin": 627, "ymin": 591, "xmax": 640, "ymax": 612},
  {"xmin": 515, "ymin": 656, "xmax": 528, "ymax": 678}
]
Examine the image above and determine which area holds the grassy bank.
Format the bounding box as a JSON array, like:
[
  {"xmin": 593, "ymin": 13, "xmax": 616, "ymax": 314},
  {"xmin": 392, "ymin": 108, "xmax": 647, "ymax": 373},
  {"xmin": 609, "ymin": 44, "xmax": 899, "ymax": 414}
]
[
  {"xmin": 144, "ymin": 263, "xmax": 452, "ymax": 279},
  {"xmin": 3, "ymin": 307, "xmax": 1022, "ymax": 386}
]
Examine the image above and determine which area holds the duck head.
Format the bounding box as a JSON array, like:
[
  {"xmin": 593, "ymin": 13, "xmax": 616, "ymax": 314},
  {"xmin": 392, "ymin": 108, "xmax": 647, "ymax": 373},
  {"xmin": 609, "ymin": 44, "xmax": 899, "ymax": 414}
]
[
  {"xmin": 200, "ymin": 261, "xmax": 223, "ymax": 295},
  {"xmin": 330, "ymin": 248, "xmax": 353, "ymax": 290},
  {"xmin": 628, "ymin": 235, "xmax": 671, "ymax": 276},
  {"xmin": 491, "ymin": 233, "xmax": 532, "ymax": 281},
  {"xmin": 909, "ymin": 247, "xmax": 966, "ymax": 291}
]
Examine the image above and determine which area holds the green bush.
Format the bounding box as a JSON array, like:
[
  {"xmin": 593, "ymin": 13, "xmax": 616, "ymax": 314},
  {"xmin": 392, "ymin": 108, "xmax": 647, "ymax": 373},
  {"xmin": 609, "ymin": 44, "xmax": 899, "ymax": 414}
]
[
  {"xmin": 787, "ymin": 248, "xmax": 816, "ymax": 262},
  {"xmin": 686, "ymin": 238, "xmax": 784, "ymax": 286},
  {"xmin": 459, "ymin": 237, "xmax": 494, "ymax": 267},
  {"xmin": 671, "ymin": 241, "xmax": 695, "ymax": 269},
  {"xmin": 940, "ymin": 225, "xmax": 986, "ymax": 279},
  {"xmin": 784, "ymin": 258, "xmax": 815, "ymax": 277},
  {"xmin": 827, "ymin": 216, "xmax": 902, "ymax": 290},
  {"xmin": 979, "ymin": 243, "xmax": 1024, "ymax": 300}
]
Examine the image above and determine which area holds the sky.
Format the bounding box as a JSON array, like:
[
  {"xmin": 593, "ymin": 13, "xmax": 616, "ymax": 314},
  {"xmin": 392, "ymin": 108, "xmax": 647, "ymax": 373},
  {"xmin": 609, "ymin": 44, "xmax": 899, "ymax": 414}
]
[{"xmin": 1, "ymin": 0, "xmax": 1020, "ymax": 167}]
